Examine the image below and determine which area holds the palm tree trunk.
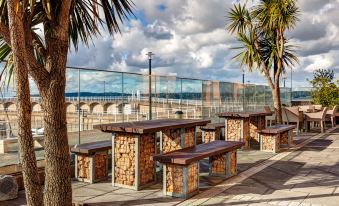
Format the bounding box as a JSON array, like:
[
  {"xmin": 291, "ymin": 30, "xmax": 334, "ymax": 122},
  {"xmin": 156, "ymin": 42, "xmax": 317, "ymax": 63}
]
[
  {"xmin": 40, "ymin": 39, "xmax": 72, "ymax": 206},
  {"xmin": 272, "ymin": 82, "xmax": 283, "ymax": 124},
  {"xmin": 7, "ymin": 1, "xmax": 44, "ymax": 205},
  {"xmin": 14, "ymin": 63, "xmax": 44, "ymax": 206}
]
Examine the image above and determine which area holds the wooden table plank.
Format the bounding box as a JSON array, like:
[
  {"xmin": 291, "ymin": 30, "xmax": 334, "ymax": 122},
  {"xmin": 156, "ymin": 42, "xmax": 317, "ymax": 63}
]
[
  {"xmin": 201, "ymin": 123, "xmax": 225, "ymax": 130},
  {"xmin": 218, "ymin": 111, "xmax": 273, "ymax": 118},
  {"xmin": 151, "ymin": 140, "xmax": 243, "ymax": 165},
  {"xmin": 259, "ymin": 125, "xmax": 296, "ymax": 134},
  {"xmin": 70, "ymin": 140, "xmax": 111, "ymax": 155},
  {"xmin": 94, "ymin": 119, "xmax": 211, "ymax": 134}
]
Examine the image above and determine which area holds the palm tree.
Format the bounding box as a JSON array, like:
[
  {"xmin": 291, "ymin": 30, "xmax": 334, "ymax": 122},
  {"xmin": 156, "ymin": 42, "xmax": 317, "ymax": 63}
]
[
  {"xmin": 0, "ymin": 1, "xmax": 134, "ymax": 205},
  {"xmin": 227, "ymin": 0, "xmax": 299, "ymax": 123}
]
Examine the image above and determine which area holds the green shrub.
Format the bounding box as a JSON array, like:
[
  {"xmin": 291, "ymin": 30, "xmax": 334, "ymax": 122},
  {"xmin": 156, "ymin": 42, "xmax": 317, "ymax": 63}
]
[{"xmin": 309, "ymin": 69, "xmax": 339, "ymax": 108}]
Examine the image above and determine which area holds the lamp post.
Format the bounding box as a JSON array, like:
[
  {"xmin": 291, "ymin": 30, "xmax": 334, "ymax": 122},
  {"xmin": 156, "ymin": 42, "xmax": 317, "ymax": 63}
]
[
  {"xmin": 146, "ymin": 52, "xmax": 154, "ymax": 120},
  {"xmin": 290, "ymin": 68, "xmax": 293, "ymax": 104},
  {"xmin": 242, "ymin": 68, "xmax": 245, "ymax": 112}
]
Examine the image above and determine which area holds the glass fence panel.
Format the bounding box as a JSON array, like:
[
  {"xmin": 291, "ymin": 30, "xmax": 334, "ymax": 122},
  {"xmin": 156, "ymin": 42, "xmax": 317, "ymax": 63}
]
[
  {"xmin": 181, "ymin": 78, "xmax": 202, "ymax": 119},
  {"xmin": 255, "ymin": 85, "xmax": 266, "ymax": 108},
  {"xmin": 123, "ymin": 73, "xmax": 149, "ymax": 121},
  {"xmin": 0, "ymin": 65, "xmax": 295, "ymax": 172},
  {"xmin": 245, "ymin": 84, "xmax": 255, "ymax": 111},
  {"xmin": 75, "ymin": 69, "xmax": 122, "ymax": 145}
]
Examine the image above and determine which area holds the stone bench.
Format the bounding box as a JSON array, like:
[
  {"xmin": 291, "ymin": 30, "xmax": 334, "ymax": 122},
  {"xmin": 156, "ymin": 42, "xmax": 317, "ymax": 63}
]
[
  {"xmin": 151, "ymin": 140, "xmax": 243, "ymax": 199},
  {"xmin": 200, "ymin": 123, "xmax": 225, "ymax": 143},
  {"xmin": 0, "ymin": 135, "xmax": 44, "ymax": 154},
  {"xmin": 258, "ymin": 125, "xmax": 296, "ymax": 153},
  {"xmin": 70, "ymin": 140, "xmax": 111, "ymax": 183}
]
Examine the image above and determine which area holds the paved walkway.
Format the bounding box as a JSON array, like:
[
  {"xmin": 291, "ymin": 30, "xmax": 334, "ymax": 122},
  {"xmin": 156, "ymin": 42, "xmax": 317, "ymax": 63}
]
[
  {"xmin": 1, "ymin": 127, "xmax": 338, "ymax": 206},
  {"xmin": 182, "ymin": 126, "xmax": 339, "ymax": 206}
]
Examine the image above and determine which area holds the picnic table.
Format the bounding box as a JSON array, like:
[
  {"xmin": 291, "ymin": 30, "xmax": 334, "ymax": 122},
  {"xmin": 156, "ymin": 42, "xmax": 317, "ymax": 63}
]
[
  {"xmin": 94, "ymin": 119, "xmax": 210, "ymax": 190},
  {"xmin": 71, "ymin": 140, "xmax": 111, "ymax": 183},
  {"xmin": 200, "ymin": 123, "xmax": 225, "ymax": 143},
  {"xmin": 151, "ymin": 140, "xmax": 243, "ymax": 198},
  {"xmin": 218, "ymin": 111, "xmax": 273, "ymax": 148}
]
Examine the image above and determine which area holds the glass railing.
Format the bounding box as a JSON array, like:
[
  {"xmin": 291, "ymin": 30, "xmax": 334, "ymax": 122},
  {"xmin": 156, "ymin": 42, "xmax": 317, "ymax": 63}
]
[
  {"xmin": 0, "ymin": 66, "xmax": 292, "ymax": 170},
  {"xmin": 291, "ymin": 87, "xmax": 312, "ymax": 101}
]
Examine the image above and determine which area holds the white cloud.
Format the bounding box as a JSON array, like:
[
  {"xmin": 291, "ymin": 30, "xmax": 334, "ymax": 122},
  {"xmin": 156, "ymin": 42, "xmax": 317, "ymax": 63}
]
[{"xmin": 67, "ymin": 0, "xmax": 339, "ymax": 88}]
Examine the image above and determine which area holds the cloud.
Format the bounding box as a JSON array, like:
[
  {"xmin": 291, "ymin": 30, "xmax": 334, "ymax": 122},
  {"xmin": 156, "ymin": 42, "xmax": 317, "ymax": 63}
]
[{"xmin": 67, "ymin": 0, "xmax": 339, "ymax": 89}]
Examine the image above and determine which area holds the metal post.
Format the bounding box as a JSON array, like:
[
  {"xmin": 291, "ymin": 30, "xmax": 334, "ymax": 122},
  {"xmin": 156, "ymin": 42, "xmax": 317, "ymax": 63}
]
[
  {"xmin": 242, "ymin": 69, "xmax": 245, "ymax": 112},
  {"xmin": 290, "ymin": 68, "xmax": 293, "ymax": 104},
  {"xmin": 78, "ymin": 69, "xmax": 81, "ymax": 144},
  {"xmin": 122, "ymin": 73, "xmax": 124, "ymax": 122},
  {"xmin": 180, "ymin": 78, "xmax": 183, "ymax": 110},
  {"xmin": 146, "ymin": 52, "xmax": 154, "ymax": 120}
]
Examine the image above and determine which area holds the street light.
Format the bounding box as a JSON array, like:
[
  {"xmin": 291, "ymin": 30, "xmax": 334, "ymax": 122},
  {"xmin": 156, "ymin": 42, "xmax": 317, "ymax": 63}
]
[
  {"xmin": 242, "ymin": 68, "xmax": 245, "ymax": 112},
  {"xmin": 290, "ymin": 68, "xmax": 293, "ymax": 104},
  {"xmin": 146, "ymin": 51, "xmax": 154, "ymax": 120}
]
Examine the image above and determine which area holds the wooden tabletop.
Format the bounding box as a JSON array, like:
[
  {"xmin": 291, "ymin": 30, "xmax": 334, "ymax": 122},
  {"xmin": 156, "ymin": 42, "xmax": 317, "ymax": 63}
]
[
  {"xmin": 70, "ymin": 140, "xmax": 112, "ymax": 155},
  {"xmin": 201, "ymin": 123, "xmax": 225, "ymax": 130},
  {"xmin": 259, "ymin": 125, "xmax": 296, "ymax": 134},
  {"xmin": 151, "ymin": 140, "xmax": 244, "ymax": 165},
  {"xmin": 94, "ymin": 119, "xmax": 211, "ymax": 134},
  {"xmin": 218, "ymin": 111, "xmax": 273, "ymax": 118}
]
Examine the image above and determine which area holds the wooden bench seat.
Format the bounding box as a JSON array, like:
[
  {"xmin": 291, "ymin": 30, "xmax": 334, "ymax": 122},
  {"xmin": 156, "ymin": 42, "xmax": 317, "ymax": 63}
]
[
  {"xmin": 151, "ymin": 141, "xmax": 243, "ymax": 198},
  {"xmin": 258, "ymin": 125, "xmax": 295, "ymax": 153},
  {"xmin": 70, "ymin": 140, "xmax": 111, "ymax": 183},
  {"xmin": 200, "ymin": 123, "xmax": 225, "ymax": 143}
]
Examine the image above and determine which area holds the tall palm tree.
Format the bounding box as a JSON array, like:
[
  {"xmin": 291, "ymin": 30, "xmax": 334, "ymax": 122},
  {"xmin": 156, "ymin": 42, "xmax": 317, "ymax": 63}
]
[
  {"xmin": 0, "ymin": 1, "xmax": 134, "ymax": 205},
  {"xmin": 227, "ymin": 0, "xmax": 299, "ymax": 123}
]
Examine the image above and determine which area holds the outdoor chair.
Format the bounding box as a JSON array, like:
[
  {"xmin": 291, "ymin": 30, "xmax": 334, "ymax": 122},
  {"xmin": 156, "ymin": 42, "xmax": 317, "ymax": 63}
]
[
  {"xmin": 299, "ymin": 105, "xmax": 315, "ymax": 113},
  {"xmin": 304, "ymin": 107, "xmax": 328, "ymax": 133},
  {"xmin": 326, "ymin": 105, "xmax": 338, "ymax": 127},
  {"xmin": 284, "ymin": 107, "xmax": 303, "ymax": 134},
  {"xmin": 264, "ymin": 106, "xmax": 276, "ymax": 126},
  {"xmin": 314, "ymin": 104, "xmax": 322, "ymax": 111}
]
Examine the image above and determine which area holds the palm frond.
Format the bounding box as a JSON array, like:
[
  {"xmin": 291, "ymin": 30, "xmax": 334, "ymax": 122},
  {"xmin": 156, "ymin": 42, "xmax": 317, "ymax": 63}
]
[{"xmin": 227, "ymin": 4, "xmax": 253, "ymax": 34}]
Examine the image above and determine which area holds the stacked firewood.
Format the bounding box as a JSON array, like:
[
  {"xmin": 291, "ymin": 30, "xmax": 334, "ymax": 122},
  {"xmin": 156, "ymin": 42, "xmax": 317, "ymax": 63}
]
[
  {"xmin": 184, "ymin": 127, "xmax": 195, "ymax": 148},
  {"xmin": 94, "ymin": 154, "xmax": 107, "ymax": 179},
  {"xmin": 211, "ymin": 154, "xmax": 226, "ymax": 174},
  {"xmin": 289, "ymin": 131, "xmax": 293, "ymax": 145},
  {"xmin": 243, "ymin": 119, "xmax": 250, "ymax": 147},
  {"xmin": 77, "ymin": 155, "xmax": 90, "ymax": 179},
  {"xmin": 114, "ymin": 134, "xmax": 136, "ymax": 186},
  {"xmin": 249, "ymin": 117, "xmax": 261, "ymax": 143},
  {"xmin": 187, "ymin": 163, "xmax": 198, "ymax": 193},
  {"xmin": 203, "ymin": 128, "xmax": 221, "ymax": 143},
  {"xmin": 261, "ymin": 134, "xmax": 277, "ymax": 152},
  {"xmin": 139, "ymin": 134, "xmax": 156, "ymax": 186},
  {"xmin": 280, "ymin": 131, "xmax": 289, "ymax": 145},
  {"xmin": 166, "ymin": 164, "xmax": 183, "ymax": 193},
  {"xmin": 162, "ymin": 129, "xmax": 182, "ymax": 153},
  {"xmin": 229, "ymin": 151, "xmax": 237, "ymax": 175},
  {"xmin": 203, "ymin": 131, "xmax": 214, "ymax": 143},
  {"xmin": 226, "ymin": 119, "xmax": 243, "ymax": 141}
]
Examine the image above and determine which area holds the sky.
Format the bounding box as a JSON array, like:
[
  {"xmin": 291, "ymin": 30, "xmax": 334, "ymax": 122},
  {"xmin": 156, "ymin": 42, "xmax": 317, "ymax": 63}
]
[{"xmin": 67, "ymin": 0, "xmax": 339, "ymax": 88}]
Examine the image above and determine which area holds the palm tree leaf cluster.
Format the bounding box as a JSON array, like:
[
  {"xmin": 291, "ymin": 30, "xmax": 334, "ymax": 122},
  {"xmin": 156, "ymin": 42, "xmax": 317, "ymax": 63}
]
[
  {"xmin": 227, "ymin": 1, "xmax": 299, "ymax": 76},
  {"xmin": 0, "ymin": 0, "xmax": 134, "ymax": 86}
]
